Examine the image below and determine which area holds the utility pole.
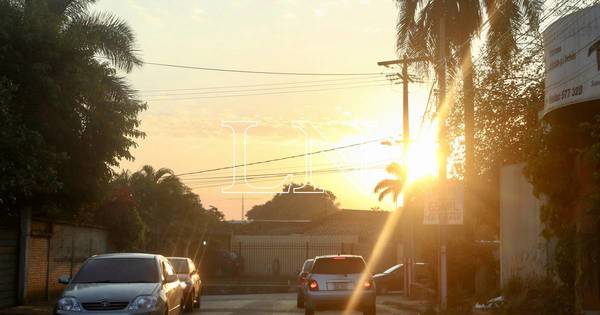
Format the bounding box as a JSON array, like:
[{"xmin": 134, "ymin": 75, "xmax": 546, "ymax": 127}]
[
  {"xmin": 241, "ymin": 193, "xmax": 245, "ymax": 220},
  {"xmin": 377, "ymin": 55, "xmax": 429, "ymax": 298},
  {"xmin": 437, "ymin": 11, "xmax": 449, "ymax": 311}
]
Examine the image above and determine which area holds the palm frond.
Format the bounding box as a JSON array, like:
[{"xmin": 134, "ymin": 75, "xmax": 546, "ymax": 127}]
[
  {"xmin": 65, "ymin": 11, "xmax": 142, "ymax": 72},
  {"xmin": 377, "ymin": 187, "xmax": 394, "ymax": 202},
  {"xmin": 47, "ymin": 0, "xmax": 96, "ymax": 20}
]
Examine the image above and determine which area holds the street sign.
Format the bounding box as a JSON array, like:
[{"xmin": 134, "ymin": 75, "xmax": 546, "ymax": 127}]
[{"xmin": 423, "ymin": 181, "xmax": 464, "ymax": 225}]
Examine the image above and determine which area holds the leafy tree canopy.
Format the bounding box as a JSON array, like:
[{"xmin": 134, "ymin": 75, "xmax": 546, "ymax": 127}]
[
  {"xmin": 246, "ymin": 183, "xmax": 339, "ymax": 221},
  {"xmin": 0, "ymin": 0, "xmax": 146, "ymax": 217}
]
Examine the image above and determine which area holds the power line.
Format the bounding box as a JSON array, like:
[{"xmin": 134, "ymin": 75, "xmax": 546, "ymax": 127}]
[
  {"xmin": 179, "ymin": 158, "xmax": 398, "ymax": 180},
  {"xmin": 143, "ymin": 82, "xmax": 393, "ymax": 101},
  {"xmin": 182, "ymin": 165, "xmax": 386, "ymax": 186},
  {"xmin": 175, "ymin": 137, "xmax": 390, "ymax": 176},
  {"xmin": 180, "ymin": 163, "xmax": 389, "ymax": 183},
  {"xmin": 138, "ymin": 75, "xmax": 387, "ymax": 92},
  {"xmin": 140, "ymin": 78, "xmax": 391, "ymax": 97},
  {"xmin": 144, "ymin": 61, "xmax": 383, "ymax": 76}
]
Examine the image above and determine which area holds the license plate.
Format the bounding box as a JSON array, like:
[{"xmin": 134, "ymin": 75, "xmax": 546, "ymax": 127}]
[{"xmin": 333, "ymin": 282, "xmax": 350, "ymax": 290}]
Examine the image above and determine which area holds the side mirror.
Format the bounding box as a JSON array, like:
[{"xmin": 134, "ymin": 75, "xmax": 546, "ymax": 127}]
[
  {"xmin": 164, "ymin": 274, "xmax": 178, "ymax": 283},
  {"xmin": 58, "ymin": 275, "xmax": 70, "ymax": 284}
]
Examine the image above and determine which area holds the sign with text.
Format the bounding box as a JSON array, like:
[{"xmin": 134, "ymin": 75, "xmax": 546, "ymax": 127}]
[
  {"xmin": 543, "ymin": 5, "xmax": 600, "ymax": 116},
  {"xmin": 423, "ymin": 181, "xmax": 464, "ymax": 225}
]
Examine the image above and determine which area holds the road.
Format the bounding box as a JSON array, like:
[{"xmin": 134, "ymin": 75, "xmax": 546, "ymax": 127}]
[{"xmin": 192, "ymin": 293, "xmax": 415, "ymax": 315}]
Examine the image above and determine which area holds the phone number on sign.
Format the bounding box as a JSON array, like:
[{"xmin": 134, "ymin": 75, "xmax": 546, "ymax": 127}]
[{"xmin": 548, "ymin": 84, "xmax": 583, "ymax": 104}]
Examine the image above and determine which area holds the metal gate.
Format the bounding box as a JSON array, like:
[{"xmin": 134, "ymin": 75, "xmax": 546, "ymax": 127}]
[{"xmin": 0, "ymin": 227, "xmax": 18, "ymax": 307}]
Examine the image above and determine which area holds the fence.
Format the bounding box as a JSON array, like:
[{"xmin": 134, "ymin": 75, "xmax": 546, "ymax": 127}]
[{"xmin": 231, "ymin": 235, "xmax": 397, "ymax": 277}]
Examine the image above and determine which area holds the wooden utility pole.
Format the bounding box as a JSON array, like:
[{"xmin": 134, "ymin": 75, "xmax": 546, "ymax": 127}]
[
  {"xmin": 437, "ymin": 11, "xmax": 449, "ymax": 311},
  {"xmin": 377, "ymin": 55, "xmax": 430, "ymax": 298}
]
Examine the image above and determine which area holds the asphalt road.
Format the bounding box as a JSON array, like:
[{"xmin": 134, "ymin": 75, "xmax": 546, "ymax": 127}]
[{"xmin": 191, "ymin": 293, "xmax": 415, "ymax": 315}]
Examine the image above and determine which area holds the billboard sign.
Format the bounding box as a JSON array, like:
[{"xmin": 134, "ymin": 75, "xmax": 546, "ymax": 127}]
[
  {"xmin": 543, "ymin": 5, "xmax": 600, "ymax": 116},
  {"xmin": 423, "ymin": 181, "xmax": 464, "ymax": 225}
]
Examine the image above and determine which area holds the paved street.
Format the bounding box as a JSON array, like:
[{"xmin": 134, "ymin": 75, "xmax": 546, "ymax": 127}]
[{"xmin": 192, "ymin": 293, "xmax": 415, "ymax": 315}]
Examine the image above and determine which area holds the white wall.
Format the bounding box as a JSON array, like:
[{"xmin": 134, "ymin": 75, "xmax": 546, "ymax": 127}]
[{"xmin": 500, "ymin": 163, "xmax": 550, "ymax": 286}]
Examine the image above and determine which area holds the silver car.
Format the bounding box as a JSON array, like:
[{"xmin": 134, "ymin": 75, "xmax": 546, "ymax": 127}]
[
  {"xmin": 55, "ymin": 253, "xmax": 184, "ymax": 315},
  {"xmin": 304, "ymin": 255, "xmax": 376, "ymax": 315}
]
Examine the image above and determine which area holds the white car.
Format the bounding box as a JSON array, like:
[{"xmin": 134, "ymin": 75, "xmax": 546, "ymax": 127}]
[{"xmin": 304, "ymin": 255, "xmax": 376, "ymax": 315}]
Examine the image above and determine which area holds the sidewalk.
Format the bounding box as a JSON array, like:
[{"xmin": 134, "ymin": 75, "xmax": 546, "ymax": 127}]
[
  {"xmin": 0, "ymin": 303, "xmax": 53, "ymax": 315},
  {"xmin": 378, "ymin": 293, "xmax": 434, "ymax": 314}
]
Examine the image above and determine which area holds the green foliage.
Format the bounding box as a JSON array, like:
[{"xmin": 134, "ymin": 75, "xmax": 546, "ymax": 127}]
[
  {"xmin": 95, "ymin": 187, "xmax": 145, "ymax": 251},
  {"xmin": 110, "ymin": 165, "xmax": 225, "ymax": 253},
  {"xmin": 525, "ymin": 113, "xmax": 600, "ymax": 308},
  {"xmin": 0, "ymin": 78, "xmax": 60, "ymax": 217},
  {"xmin": 500, "ymin": 276, "xmax": 573, "ymax": 315},
  {"xmin": 0, "ymin": 0, "xmax": 145, "ymax": 217},
  {"xmin": 246, "ymin": 183, "xmax": 339, "ymax": 220}
]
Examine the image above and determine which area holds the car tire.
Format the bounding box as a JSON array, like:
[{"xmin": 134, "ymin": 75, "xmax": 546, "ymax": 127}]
[
  {"xmin": 363, "ymin": 305, "xmax": 376, "ymax": 315},
  {"xmin": 297, "ymin": 292, "xmax": 304, "ymax": 308},
  {"xmin": 185, "ymin": 290, "xmax": 194, "ymax": 311},
  {"xmin": 305, "ymin": 307, "xmax": 315, "ymax": 315},
  {"xmin": 194, "ymin": 289, "xmax": 201, "ymax": 309}
]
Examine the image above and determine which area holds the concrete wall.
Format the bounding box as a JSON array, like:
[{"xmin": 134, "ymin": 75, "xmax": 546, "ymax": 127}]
[
  {"xmin": 25, "ymin": 220, "xmax": 109, "ymax": 302},
  {"xmin": 500, "ymin": 163, "xmax": 551, "ymax": 286}
]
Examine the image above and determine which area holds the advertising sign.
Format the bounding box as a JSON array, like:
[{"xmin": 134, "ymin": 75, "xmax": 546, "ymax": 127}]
[
  {"xmin": 423, "ymin": 181, "xmax": 464, "ymax": 225},
  {"xmin": 543, "ymin": 5, "xmax": 600, "ymax": 116}
]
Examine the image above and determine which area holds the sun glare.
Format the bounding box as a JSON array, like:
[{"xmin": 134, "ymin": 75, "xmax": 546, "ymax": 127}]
[{"xmin": 405, "ymin": 120, "xmax": 438, "ymax": 184}]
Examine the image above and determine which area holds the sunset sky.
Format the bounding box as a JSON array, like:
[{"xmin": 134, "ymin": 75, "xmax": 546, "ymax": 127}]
[{"xmin": 93, "ymin": 0, "xmax": 441, "ymax": 219}]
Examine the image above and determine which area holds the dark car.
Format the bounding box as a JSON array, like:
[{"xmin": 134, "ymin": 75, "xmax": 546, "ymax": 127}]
[
  {"xmin": 296, "ymin": 258, "xmax": 314, "ymax": 308},
  {"xmin": 55, "ymin": 253, "xmax": 184, "ymax": 315},
  {"xmin": 372, "ymin": 262, "xmax": 428, "ymax": 294},
  {"xmin": 168, "ymin": 257, "xmax": 202, "ymax": 312}
]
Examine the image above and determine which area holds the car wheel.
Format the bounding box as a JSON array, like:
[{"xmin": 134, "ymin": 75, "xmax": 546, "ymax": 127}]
[
  {"xmin": 185, "ymin": 290, "xmax": 194, "ymax": 311},
  {"xmin": 297, "ymin": 292, "xmax": 305, "ymax": 308},
  {"xmin": 194, "ymin": 289, "xmax": 201, "ymax": 308},
  {"xmin": 305, "ymin": 307, "xmax": 315, "ymax": 315},
  {"xmin": 363, "ymin": 305, "xmax": 376, "ymax": 315}
]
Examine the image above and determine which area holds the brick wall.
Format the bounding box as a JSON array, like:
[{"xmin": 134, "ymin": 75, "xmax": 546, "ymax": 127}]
[{"xmin": 25, "ymin": 220, "xmax": 110, "ymax": 302}]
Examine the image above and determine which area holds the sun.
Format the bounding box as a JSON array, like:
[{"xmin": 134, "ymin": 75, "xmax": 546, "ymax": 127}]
[{"xmin": 405, "ymin": 120, "xmax": 438, "ymax": 184}]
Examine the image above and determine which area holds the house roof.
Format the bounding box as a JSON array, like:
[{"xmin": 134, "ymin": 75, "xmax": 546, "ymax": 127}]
[{"xmin": 303, "ymin": 209, "xmax": 396, "ymax": 241}]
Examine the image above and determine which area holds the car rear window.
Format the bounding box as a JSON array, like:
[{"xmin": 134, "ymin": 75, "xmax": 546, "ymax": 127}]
[
  {"xmin": 168, "ymin": 259, "xmax": 189, "ymax": 274},
  {"xmin": 311, "ymin": 257, "xmax": 365, "ymax": 274},
  {"xmin": 72, "ymin": 258, "xmax": 159, "ymax": 283},
  {"xmin": 302, "ymin": 260, "xmax": 314, "ymax": 272}
]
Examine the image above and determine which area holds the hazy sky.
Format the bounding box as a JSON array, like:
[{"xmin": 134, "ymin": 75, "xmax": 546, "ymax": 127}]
[{"xmin": 92, "ymin": 0, "xmax": 439, "ymax": 219}]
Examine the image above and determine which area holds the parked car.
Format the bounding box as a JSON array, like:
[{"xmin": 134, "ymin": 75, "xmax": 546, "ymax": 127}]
[
  {"xmin": 168, "ymin": 256, "xmax": 202, "ymax": 312},
  {"xmin": 296, "ymin": 258, "xmax": 315, "ymax": 308},
  {"xmin": 304, "ymin": 255, "xmax": 376, "ymax": 315},
  {"xmin": 372, "ymin": 262, "xmax": 428, "ymax": 294},
  {"xmin": 55, "ymin": 253, "xmax": 184, "ymax": 315}
]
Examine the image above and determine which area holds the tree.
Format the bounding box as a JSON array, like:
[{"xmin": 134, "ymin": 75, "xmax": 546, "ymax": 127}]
[
  {"xmin": 112, "ymin": 165, "xmax": 225, "ymax": 253},
  {"xmin": 395, "ymin": 0, "xmax": 542, "ymax": 221},
  {"xmin": 0, "ymin": 0, "xmax": 145, "ymax": 217},
  {"xmin": 246, "ymin": 183, "xmax": 339, "ymax": 220},
  {"xmin": 373, "ymin": 162, "xmax": 406, "ymax": 205}
]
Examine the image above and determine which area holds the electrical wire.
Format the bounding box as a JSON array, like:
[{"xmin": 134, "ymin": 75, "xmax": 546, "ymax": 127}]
[
  {"xmin": 139, "ymin": 78, "xmax": 391, "ymax": 97},
  {"xmin": 175, "ymin": 137, "xmax": 390, "ymax": 176},
  {"xmin": 143, "ymin": 82, "xmax": 393, "ymax": 101},
  {"xmin": 138, "ymin": 75, "xmax": 387, "ymax": 92},
  {"xmin": 144, "ymin": 61, "xmax": 383, "ymax": 76}
]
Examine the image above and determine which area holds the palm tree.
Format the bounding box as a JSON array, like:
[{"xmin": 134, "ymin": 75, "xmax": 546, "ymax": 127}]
[
  {"xmin": 40, "ymin": 0, "xmax": 143, "ymax": 72},
  {"xmin": 395, "ymin": 0, "xmax": 541, "ymax": 217},
  {"xmin": 374, "ymin": 162, "xmax": 406, "ymax": 205}
]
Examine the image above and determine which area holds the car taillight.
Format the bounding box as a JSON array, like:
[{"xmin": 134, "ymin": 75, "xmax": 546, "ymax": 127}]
[
  {"xmin": 298, "ymin": 276, "xmax": 306, "ymax": 285},
  {"xmin": 363, "ymin": 280, "xmax": 373, "ymax": 289},
  {"xmin": 309, "ymin": 279, "xmax": 319, "ymax": 291}
]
